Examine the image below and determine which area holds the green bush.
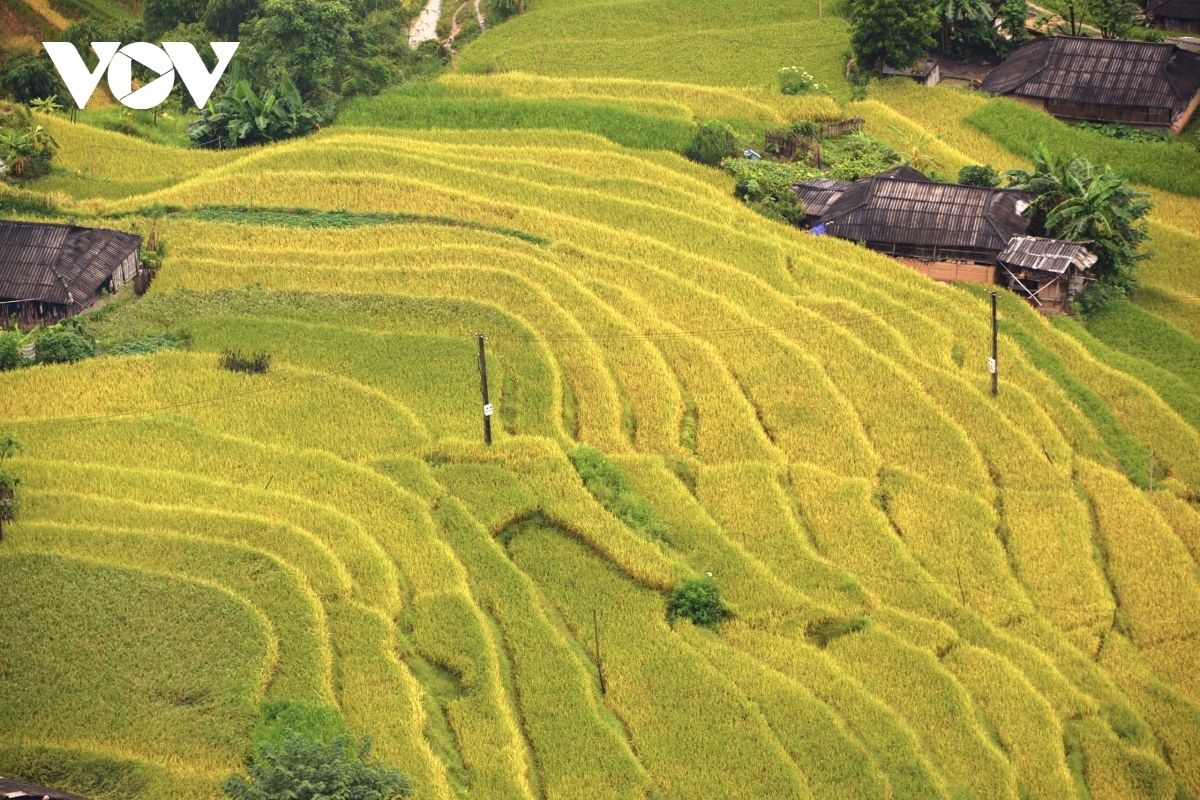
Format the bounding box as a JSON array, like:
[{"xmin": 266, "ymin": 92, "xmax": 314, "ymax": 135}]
[
  {"xmin": 569, "ymin": 446, "xmax": 670, "ymax": 542},
  {"xmin": 724, "ymin": 160, "xmax": 820, "ymax": 226},
  {"xmin": 1076, "ymin": 121, "xmax": 1171, "ymax": 144},
  {"xmin": 686, "ymin": 120, "xmax": 739, "ymax": 166},
  {"xmin": 187, "ymin": 76, "xmax": 325, "ymax": 149},
  {"xmin": 823, "ymin": 130, "xmax": 903, "ymax": 180},
  {"xmin": 35, "ymin": 321, "xmax": 94, "ymax": 365},
  {"xmin": 222, "ymin": 731, "xmax": 412, "ymax": 800},
  {"xmin": 957, "ymin": 164, "xmax": 999, "ymax": 187},
  {"xmin": 778, "ymin": 67, "xmax": 827, "ymax": 95},
  {"xmin": 666, "ymin": 579, "xmax": 726, "ymax": 627},
  {"xmin": 0, "ymin": 331, "xmax": 21, "ymax": 371}
]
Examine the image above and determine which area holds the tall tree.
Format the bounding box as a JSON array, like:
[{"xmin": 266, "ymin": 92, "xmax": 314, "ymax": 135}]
[
  {"xmin": 851, "ymin": 0, "xmax": 937, "ymax": 73},
  {"xmin": 238, "ymin": 0, "xmax": 353, "ymax": 97},
  {"xmin": 933, "ymin": 0, "xmax": 992, "ymax": 52},
  {"xmin": 1085, "ymin": 0, "xmax": 1142, "ymax": 38}
]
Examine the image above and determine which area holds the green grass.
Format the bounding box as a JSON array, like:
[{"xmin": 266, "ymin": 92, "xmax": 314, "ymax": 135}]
[
  {"xmin": 1056, "ymin": 315, "xmax": 1200, "ymax": 436},
  {"xmin": 338, "ymin": 84, "xmax": 697, "ymax": 151},
  {"xmin": 0, "ymin": 552, "xmax": 271, "ymax": 773},
  {"xmin": 965, "ymin": 97, "xmax": 1200, "ymax": 198},
  {"xmin": 1082, "ymin": 300, "xmax": 1200, "ymax": 391},
  {"xmin": 457, "ymin": 0, "xmax": 853, "ymax": 99},
  {"xmin": 121, "ymin": 204, "xmax": 549, "ymax": 245}
]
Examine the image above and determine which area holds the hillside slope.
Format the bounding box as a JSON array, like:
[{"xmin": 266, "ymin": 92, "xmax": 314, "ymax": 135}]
[{"xmin": 0, "ymin": 107, "xmax": 1198, "ymax": 800}]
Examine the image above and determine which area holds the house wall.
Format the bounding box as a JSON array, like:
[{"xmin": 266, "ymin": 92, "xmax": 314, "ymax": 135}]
[
  {"xmin": 1012, "ymin": 95, "xmax": 1047, "ymax": 111},
  {"xmin": 111, "ymin": 250, "xmax": 139, "ymax": 290},
  {"xmin": 897, "ymin": 258, "xmax": 997, "ymax": 284},
  {"xmin": 1151, "ymin": 17, "xmax": 1200, "ymax": 31},
  {"xmin": 1045, "ymin": 99, "xmax": 1174, "ymax": 126}
]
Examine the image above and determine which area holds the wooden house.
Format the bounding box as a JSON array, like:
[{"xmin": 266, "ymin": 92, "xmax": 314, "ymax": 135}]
[
  {"xmin": 0, "ymin": 221, "xmax": 141, "ymax": 328},
  {"xmin": 980, "ymin": 36, "xmax": 1200, "ymax": 132},
  {"xmin": 810, "ymin": 176, "xmax": 1034, "ymax": 283},
  {"xmin": 997, "ymin": 236, "xmax": 1098, "ymax": 315},
  {"xmin": 1149, "ymin": 0, "xmax": 1200, "ymax": 32},
  {"xmin": 882, "ymin": 59, "xmax": 942, "ymax": 86}
]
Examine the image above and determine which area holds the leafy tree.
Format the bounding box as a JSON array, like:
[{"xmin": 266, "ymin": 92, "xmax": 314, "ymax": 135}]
[
  {"xmin": 142, "ymin": 0, "xmax": 208, "ymax": 39},
  {"xmin": 667, "ymin": 579, "xmax": 727, "ymax": 628},
  {"xmin": 188, "ymin": 75, "xmax": 324, "ymax": 148},
  {"xmin": 0, "ymin": 432, "xmax": 22, "ymax": 542},
  {"xmin": 958, "ymin": 164, "xmax": 1000, "ymax": 186},
  {"xmin": 1004, "ymin": 147, "xmax": 1153, "ymax": 303},
  {"xmin": 222, "ymin": 732, "xmax": 412, "ymax": 800},
  {"xmin": 1, "ymin": 53, "xmax": 66, "ymax": 106},
  {"xmin": 996, "ymin": 0, "xmax": 1031, "ymax": 50},
  {"xmin": 850, "ymin": 0, "xmax": 937, "ymax": 73},
  {"xmin": 933, "ymin": 0, "xmax": 992, "ymax": 52},
  {"xmin": 203, "ymin": 0, "xmax": 265, "ymax": 38},
  {"xmin": 685, "ymin": 120, "xmax": 739, "ymax": 166},
  {"xmin": 1084, "ymin": 0, "xmax": 1141, "ymax": 38},
  {"xmin": 238, "ymin": 0, "xmax": 354, "ymax": 98},
  {"xmin": 1046, "ymin": 0, "xmax": 1085, "ymax": 34}
]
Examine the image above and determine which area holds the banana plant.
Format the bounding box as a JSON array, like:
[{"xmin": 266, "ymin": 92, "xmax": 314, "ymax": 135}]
[
  {"xmin": 187, "ymin": 73, "xmax": 324, "ymax": 148},
  {"xmin": 0, "ymin": 125, "xmax": 58, "ymax": 178}
]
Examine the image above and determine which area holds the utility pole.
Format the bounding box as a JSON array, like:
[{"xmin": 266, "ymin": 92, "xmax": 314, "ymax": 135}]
[
  {"xmin": 593, "ymin": 609, "xmax": 607, "ymax": 695},
  {"xmin": 990, "ymin": 292, "xmax": 999, "ymax": 397},
  {"xmin": 475, "ymin": 333, "xmax": 493, "ymax": 446}
]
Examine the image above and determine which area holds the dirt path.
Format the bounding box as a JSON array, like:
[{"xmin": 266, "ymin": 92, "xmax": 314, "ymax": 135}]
[
  {"xmin": 446, "ymin": 0, "xmax": 468, "ymax": 46},
  {"xmin": 474, "ymin": 0, "xmax": 486, "ymax": 31},
  {"xmin": 408, "ymin": 0, "xmax": 442, "ymax": 49}
]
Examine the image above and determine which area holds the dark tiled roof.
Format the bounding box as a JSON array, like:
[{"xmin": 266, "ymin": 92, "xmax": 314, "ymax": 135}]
[
  {"xmin": 793, "ymin": 166, "xmax": 930, "ymax": 218},
  {"xmin": 792, "ymin": 178, "xmax": 854, "ymax": 218},
  {"xmin": 0, "ymin": 776, "xmax": 91, "ymax": 800},
  {"xmin": 0, "ymin": 222, "xmax": 141, "ymax": 306},
  {"xmin": 997, "ymin": 236, "xmax": 1098, "ymax": 274},
  {"xmin": 816, "ymin": 178, "xmax": 1033, "ymax": 252},
  {"xmin": 1149, "ymin": 0, "xmax": 1200, "ymax": 21},
  {"xmin": 980, "ymin": 36, "xmax": 1200, "ymax": 116}
]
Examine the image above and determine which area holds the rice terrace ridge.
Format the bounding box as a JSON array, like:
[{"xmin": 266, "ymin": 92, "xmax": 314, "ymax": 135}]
[{"xmin": 1, "ymin": 1, "xmax": 1200, "ymax": 799}]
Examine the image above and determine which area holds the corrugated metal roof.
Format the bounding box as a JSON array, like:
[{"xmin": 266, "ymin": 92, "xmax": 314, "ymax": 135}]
[
  {"xmin": 816, "ymin": 178, "xmax": 1033, "ymax": 252},
  {"xmin": 793, "ymin": 166, "xmax": 930, "ymax": 219},
  {"xmin": 792, "ymin": 178, "xmax": 853, "ymax": 218},
  {"xmin": 980, "ymin": 36, "xmax": 1200, "ymax": 116},
  {"xmin": 0, "ymin": 222, "xmax": 141, "ymax": 306},
  {"xmin": 1149, "ymin": 0, "xmax": 1200, "ymax": 21},
  {"xmin": 1170, "ymin": 37, "xmax": 1200, "ymax": 53},
  {"xmin": 997, "ymin": 236, "xmax": 1098, "ymax": 274},
  {"xmin": 0, "ymin": 776, "xmax": 91, "ymax": 800}
]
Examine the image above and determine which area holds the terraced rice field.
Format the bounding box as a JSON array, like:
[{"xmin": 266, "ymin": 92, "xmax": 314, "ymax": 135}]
[{"xmin": 4, "ymin": 23, "xmax": 1200, "ymax": 797}]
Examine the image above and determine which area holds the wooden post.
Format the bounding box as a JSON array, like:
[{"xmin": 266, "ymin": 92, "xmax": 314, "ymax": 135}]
[
  {"xmin": 476, "ymin": 333, "xmax": 493, "ymax": 446},
  {"xmin": 593, "ymin": 608, "xmax": 606, "ymax": 695},
  {"xmin": 990, "ymin": 292, "xmax": 999, "ymax": 397}
]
